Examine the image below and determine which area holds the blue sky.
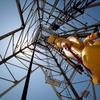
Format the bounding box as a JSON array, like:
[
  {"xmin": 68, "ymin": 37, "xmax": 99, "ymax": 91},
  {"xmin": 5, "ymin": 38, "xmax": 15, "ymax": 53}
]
[
  {"xmin": 1, "ymin": 68, "xmax": 58, "ymax": 100},
  {"xmin": 0, "ymin": 0, "xmax": 100, "ymax": 100},
  {"xmin": 0, "ymin": 0, "xmax": 21, "ymax": 35},
  {"xmin": 0, "ymin": 0, "xmax": 58, "ymax": 100}
]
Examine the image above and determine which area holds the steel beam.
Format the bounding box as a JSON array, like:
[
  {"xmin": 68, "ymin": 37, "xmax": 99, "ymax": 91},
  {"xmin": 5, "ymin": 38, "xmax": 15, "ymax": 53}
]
[
  {"xmin": 0, "ymin": 27, "xmax": 23, "ymax": 40},
  {"xmin": 60, "ymin": 22, "xmax": 100, "ymax": 36},
  {"xmin": 0, "ymin": 67, "xmax": 39, "ymax": 97},
  {"xmin": 47, "ymin": 46, "xmax": 81, "ymax": 100},
  {"xmin": 87, "ymin": 2, "xmax": 100, "ymax": 8},
  {"xmin": 16, "ymin": 0, "xmax": 25, "ymax": 27},
  {"xmin": 21, "ymin": 42, "xmax": 37, "ymax": 100},
  {"xmin": 0, "ymin": 42, "xmax": 36, "ymax": 65},
  {"xmin": 39, "ymin": 8, "xmax": 77, "ymax": 29},
  {"xmin": 45, "ymin": 1, "xmax": 86, "ymax": 27},
  {"xmin": 16, "ymin": 56, "xmax": 61, "ymax": 74}
]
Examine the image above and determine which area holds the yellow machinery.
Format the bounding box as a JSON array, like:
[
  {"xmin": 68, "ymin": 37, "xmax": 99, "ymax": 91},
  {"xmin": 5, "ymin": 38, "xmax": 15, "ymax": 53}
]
[{"xmin": 48, "ymin": 32, "xmax": 100, "ymax": 84}]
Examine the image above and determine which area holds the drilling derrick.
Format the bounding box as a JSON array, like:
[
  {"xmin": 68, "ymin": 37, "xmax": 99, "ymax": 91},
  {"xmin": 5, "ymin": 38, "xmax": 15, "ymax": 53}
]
[{"xmin": 0, "ymin": 0, "xmax": 100, "ymax": 100}]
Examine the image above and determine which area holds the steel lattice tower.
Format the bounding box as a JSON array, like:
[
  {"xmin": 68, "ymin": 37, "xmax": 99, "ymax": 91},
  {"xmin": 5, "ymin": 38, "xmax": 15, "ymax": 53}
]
[{"xmin": 0, "ymin": 0, "xmax": 100, "ymax": 100}]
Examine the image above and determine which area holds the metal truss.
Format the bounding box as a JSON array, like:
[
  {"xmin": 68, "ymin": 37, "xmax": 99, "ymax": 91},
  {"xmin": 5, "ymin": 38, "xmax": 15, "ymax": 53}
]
[{"xmin": 0, "ymin": 0, "xmax": 100, "ymax": 100}]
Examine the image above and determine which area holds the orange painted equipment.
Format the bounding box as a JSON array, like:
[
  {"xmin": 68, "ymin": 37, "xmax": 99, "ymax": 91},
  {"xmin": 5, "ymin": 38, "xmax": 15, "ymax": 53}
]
[
  {"xmin": 48, "ymin": 32, "xmax": 100, "ymax": 84},
  {"xmin": 82, "ymin": 40, "xmax": 100, "ymax": 84}
]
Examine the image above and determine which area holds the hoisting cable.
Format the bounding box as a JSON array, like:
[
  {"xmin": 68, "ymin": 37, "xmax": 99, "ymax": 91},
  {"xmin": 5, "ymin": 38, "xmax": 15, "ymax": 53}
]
[
  {"xmin": 65, "ymin": 46, "xmax": 92, "ymax": 74},
  {"xmin": 21, "ymin": 41, "xmax": 37, "ymax": 100}
]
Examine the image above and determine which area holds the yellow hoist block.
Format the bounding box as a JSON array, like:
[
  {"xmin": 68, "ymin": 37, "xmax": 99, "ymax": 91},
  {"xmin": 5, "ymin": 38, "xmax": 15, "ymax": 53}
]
[
  {"xmin": 48, "ymin": 34, "xmax": 100, "ymax": 84},
  {"xmin": 48, "ymin": 35, "xmax": 58, "ymax": 44},
  {"xmin": 48, "ymin": 35, "xmax": 71, "ymax": 48},
  {"xmin": 82, "ymin": 40, "xmax": 100, "ymax": 84}
]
